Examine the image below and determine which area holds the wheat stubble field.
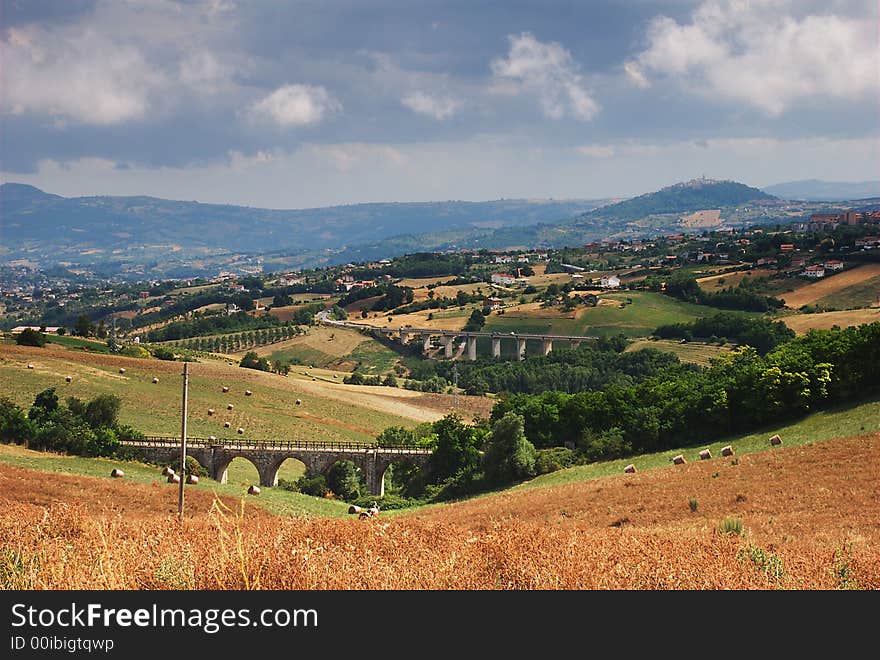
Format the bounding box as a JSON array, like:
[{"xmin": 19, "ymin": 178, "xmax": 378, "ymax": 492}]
[{"xmin": 1, "ymin": 432, "xmax": 876, "ymax": 590}]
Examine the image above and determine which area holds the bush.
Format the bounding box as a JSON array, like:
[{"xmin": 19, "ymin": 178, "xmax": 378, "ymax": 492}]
[
  {"xmin": 0, "ymin": 397, "xmax": 33, "ymax": 445},
  {"xmin": 294, "ymin": 474, "xmax": 329, "ymax": 497},
  {"xmin": 16, "ymin": 328, "xmax": 46, "ymax": 347},
  {"xmin": 534, "ymin": 447, "xmax": 578, "ymax": 475},
  {"xmin": 350, "ymin": 494, "xmax": 423, "ymax": 510},
  {"xmin": 120, "ymin": 344, "xmax": 151, "ymax": 358}
]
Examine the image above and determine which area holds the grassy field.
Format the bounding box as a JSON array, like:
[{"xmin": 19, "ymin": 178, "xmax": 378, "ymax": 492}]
[
  {"xmin": 781, "ymin": 308, "xmax": 880, "ymax": 334},
  {"xmin": 0, "ymin": 443, "xmax": 346, "ymax": 519},
  {"xmin": 44, "ymin": 335, "xmax": 111, "ymax": 353},
  {"xmin": 624, "ymin": 338, "xmax": 732, "ymax": 366},
  {"xmin": 780, "ymin": 264, "xmax": 880, "ymax": 308},
  {"xmin": 814, "ymin": 274, "xmax": 880, "ymax": 310},
  {"xmin": 697, "ymin": 268, "xmax": 776, "ymax": 291},
  {"xmin": 259, "ymin": 326, "xmax": 400, "ymax": 373},
  {"xmin": 484, "ymin": 291, "xmax": 735, "ymax": 339},
  {"xmin": 515, "ymin": 396, "xmax": 880, "ymax": 491},
  {"xmin": 0, "ymin": 343, "xmax": 442, "ymax": 443},
  {"xmin": 1, "ymin": 426, "xmax": 876, "ymax": 588}
]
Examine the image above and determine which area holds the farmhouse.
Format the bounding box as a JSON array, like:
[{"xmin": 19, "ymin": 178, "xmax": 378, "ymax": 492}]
[
  {"xmin": 803, "ymin": 265, "xmax": 825, "ymax": 279},
  {"xmin": 491, "ymin": 273, "xmax": 517, "ymax": 286},
  {"xmin": 600, "ymin": 275, "xmax": 621, "ymax": 289},
  {"xmin": 483, "ymin": 297, "xmax": 503, "ymax": 311},
  {"xmin": 780, "ymin": 244, "xmax": 795, "ymax": 252}
]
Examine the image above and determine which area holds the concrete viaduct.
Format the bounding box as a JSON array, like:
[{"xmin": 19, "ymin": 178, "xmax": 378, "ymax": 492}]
[
  {"xmin": 121, "ymin": 437, "xmax": 431, "ymax": 496},
  {"xmin": 324, "ymin": 320, "xmax": 598, "ymax": 361}
]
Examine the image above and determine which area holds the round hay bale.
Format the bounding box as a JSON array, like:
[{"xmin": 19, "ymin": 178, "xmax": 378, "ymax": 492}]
[
  {"xmin": 152, "ymin": 377, "xmax": 159, "ymax": 384},
  {"xmin": 65, "ymin": 376, "xmax": 72, "ymax": 383},
  {"xmin": 27, "ymin": 364, "xmax": 34, "ymax": 369},
  {"xmin": 699, "ymin": 449, "xmax": 712, "ymax": 460},
  {"xmin": 110, "ymin": 468, "xmax": 124, "ymax": 478},
  {"xmin": 623, "ymin": 464, "xmax": 636, "ymax": 474},
  {"xmin": 672, "ymin": 454, "xmax": 686, "ymax": 465},
  {"xmin": 332, "ymin": 374, "xmax": 337, "ymax": 379},
  {"xmin": 119, "ymin": 368, "xmax": 126, "ymax": 374},
  {"xmin": 224, "ymin": 421, "xmax": 231, "ymax": 428},
  {"xmin": 237, "ymin": 427, "xmax": 245, "ymax": 435},
  {"xmin": 168, "ymin": 473, "xmax": 181, "ymax": 484},
  {"xmin": 222, "ymin": 386, "xmax": 229, "ymax": 393},
  {"xmin": 348, "ymin": 504, "xmax": 362, "ymax": 515},
  {"xmin": 721, "ymin": 445, "xmax": 735, "ymax": 457},
  {"xmin": 207, "ymin": 408, "xmax": 215, "ymax": 416},
  {"xmin": 769, "ymin": 434, "xmax": 782, "ymax": 446},
  {"xmin": 245, "ymin": 390, "xmax": 252, "ymax": 396},
  {"xmin": 227, "ymin": 403, "xmax": 234, "ymax": 410},
  {"xmin": 161, "ymin": 466, "xmax": 175, "ymax": 477},
  {"xmin": 186, "ymin": 474, "xmax": 199, "ymax": 485},
  {"xmin": 247, "ymin": 485, "xmax": 260, "ymax": 495},
  {"xmin": 295, "ymin": 399, "xmax": 302, "ymax": 406}
]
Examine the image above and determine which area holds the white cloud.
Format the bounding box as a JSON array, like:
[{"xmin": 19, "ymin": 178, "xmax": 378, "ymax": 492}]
[
  {"xmin": 307, "ymin": 143, "xmax": 406, "ymax": 172},
  {"xmin": 628, "ymin": 0, "xmax": 880, "ymax": 114},
  {"xmin": 228, "ymin": 150, "xmax": 277, "ymax": 170},
  {"xmin": 491, "ymin": 32, "xmax": 599, "ymax": 120},
  {"xmin": 401, "ymin": 92, "xmax": 462, "ymax": 120},
  {"xmin": 249, "ymin": 84, "xmax": 341, "ymax": 127},
  {"xmin": 2, "ymin": 26, "xmax": 165, "ymax": 124}
]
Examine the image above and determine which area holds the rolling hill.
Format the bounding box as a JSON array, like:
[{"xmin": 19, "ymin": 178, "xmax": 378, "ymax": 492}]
[
  {"xmin": 762, "ymin": 179, "xmax": 880, "ymax": 201},
  {"xmin": 0, "ymin": 183, "xmax": 600, "ymax": 276}
]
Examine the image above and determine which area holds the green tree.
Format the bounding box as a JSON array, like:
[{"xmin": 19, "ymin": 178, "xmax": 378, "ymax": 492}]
[
  {"xmin": 0, "ymin": 397, "xmax": 33, "ymax": 444},
  {"xmin": 429, "ymin": 414, "xmax": 482, "ymax": 482},
  {"xmin": 29, "ymin": 388, "xmax": 59, "ymax": 422},
  {"xmin": 74, "ymin": 314, "xmax": 94, "ymax": 337},
  {"xmin": 16, "ymin": 328, "xmax": 46, "ymax": 347},
  {"xmin": 481, "ymin": 412, "xmax": 536, "ymax": 484},
  {"xmin": 84, "ymin": 394, "xmax": 122, "ymax": 429},
  {"xmin": 326, "ymin": 460, "xmax": 361, "ymax": 500}
]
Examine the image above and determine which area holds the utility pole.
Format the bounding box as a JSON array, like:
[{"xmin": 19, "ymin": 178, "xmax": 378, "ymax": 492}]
[{"xmin": 178, "ymin": 362, "xmax": 189, "ymax": 520}]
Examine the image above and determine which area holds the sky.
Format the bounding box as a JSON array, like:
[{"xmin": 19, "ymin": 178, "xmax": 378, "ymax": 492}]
[{"xmin": 1, "ymin": 0, "xmax": 878, "ymax": 209}]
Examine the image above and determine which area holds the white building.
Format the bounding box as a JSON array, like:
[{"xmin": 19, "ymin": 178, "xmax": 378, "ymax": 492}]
[
  {"xmin": 823, "ymin": 260, "xmax": 844, "ymax": 271},
  {"xmin": 803, "ymin": 266, "xmax": 825, "ymax": 279},
  {"xmin": 600, "ymin": 275, "xmax": 621, "ymax": 288},
  {"xmin": 491, "ymin": 273, "xmax": 517, "ymax": 286}
]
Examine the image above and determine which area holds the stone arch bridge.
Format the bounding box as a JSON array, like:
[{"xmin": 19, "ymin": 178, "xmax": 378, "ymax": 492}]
[{"xmin": 120, "ymin": 437, "xmax": 432, "ymax": 496}]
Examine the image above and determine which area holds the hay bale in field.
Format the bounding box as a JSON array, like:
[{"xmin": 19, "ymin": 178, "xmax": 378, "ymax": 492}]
[
  {"xmin": 348, "ymin": 505, "xmax": 362, "ymax": 515},
  {"xmin": 672, "ymin": 454, "xmax": 686, "ymax": 465},
  {"xmin": 207, "ymin": 408, "xmax": 215, "ymax": 416},
  {"xmin": 152, "ymin": 377, "xmax": 159, "ymax": 384},
  {"xmin": 247, "ymin": 485, "xmax": 260, "ymax": 495},
  {"xmin": 186, "ymin": 474, "xmax": 199, "ymax": 484},
  {"xmin": 699, "ymin": 449, "xmax": 712, "ymax": 460},
  {"xmin": 237, "ymin": 427, "xmax": 244, "ymax": 434},
  {"xmin": 168, "ymin": 473, "xmax": 181, "ymax": 484},
  {"xmin": 769, "ymin": 434, "xmax": 782, "ymax": 446},
  {"xmin": 222, "ymin": 386, "xmax": 229, "ymax": 393},
  {"xmin": 227, "ymin": 403, "xmax": 234, "ymax": 410},
  {"xmin": 110, "ymin": 468, "xmax": 124, "ymax": 478},
  {"xmin": 623, "ymin": 464, "xmax": 636, "ymax": 474},
  {"xmin": 721, "ymin": 445, "xmax": 735, "ymax": 457},
  {"xmin": 245, "ymin": 390, "xmax": 252, "ymax": 396},
  {"xmin": 27, "ymin": 364, "xmax": 34, "ymax": 369},
  {"xmin": 65, "ymin": 376, "xmax": 72, "ymax": 383},
  {"xmin": 295, "ymin": 399, "xmax": 302, "ymax": 406},
  {"xmin": 224, "ymin": 421, "xmax": 231, "ymax": 428},
  {"xmin": 161, "ymin": 466, "xmax": 175, "ymax": 477},
  {"xmin": 119, "ymin": 368, "xmax": 126, "ymax": 374}
]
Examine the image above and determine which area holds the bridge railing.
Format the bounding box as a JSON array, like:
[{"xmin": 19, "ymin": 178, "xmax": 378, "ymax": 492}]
[{"xmin": 123, "ymin": 436, "xmax": 431, "ymax": 453}]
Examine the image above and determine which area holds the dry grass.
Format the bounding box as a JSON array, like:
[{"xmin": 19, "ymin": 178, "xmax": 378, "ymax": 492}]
[
  {"xmin": 1, "ymin": 433, "xmax": 876, "ymax": 589},
  {"xmin": 782, "ymin": 308, "xmax": 880, "ymax": 334},
  {"xmin": 780, "ymin": 264, "xmax": 880, "ymax": 308}
]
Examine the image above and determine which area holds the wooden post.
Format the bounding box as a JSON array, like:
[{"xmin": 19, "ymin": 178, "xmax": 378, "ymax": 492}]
[{"xmin": 178, "ymin": 362, "xmax": 189, "ymax": 520}]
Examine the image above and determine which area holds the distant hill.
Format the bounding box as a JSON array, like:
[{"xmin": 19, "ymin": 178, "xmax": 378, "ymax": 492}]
[
  {"xmin": 762, "ymin": 179, "xmax": 880, "ymax": 201},
  {"xmin": 579, "ymin": 178, "xmax": 775, "ymax": 221},
  {"xmin": 0, "ymin": 183, "xmax": 602, "ymax": 276}
]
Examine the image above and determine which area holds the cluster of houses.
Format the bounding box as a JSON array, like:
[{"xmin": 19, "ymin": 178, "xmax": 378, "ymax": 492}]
[{"xmin": 803, "ymin": 211, "xmax": 880, "ymax": 233}]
